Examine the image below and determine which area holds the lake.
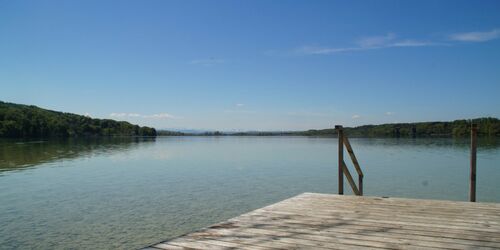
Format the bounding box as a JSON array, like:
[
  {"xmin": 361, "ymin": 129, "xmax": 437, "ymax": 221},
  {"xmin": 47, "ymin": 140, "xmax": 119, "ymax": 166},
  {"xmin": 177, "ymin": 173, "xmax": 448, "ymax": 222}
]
[{"xmin": 1, "ymin": 136, "xmax": 499, "ymax": 249}]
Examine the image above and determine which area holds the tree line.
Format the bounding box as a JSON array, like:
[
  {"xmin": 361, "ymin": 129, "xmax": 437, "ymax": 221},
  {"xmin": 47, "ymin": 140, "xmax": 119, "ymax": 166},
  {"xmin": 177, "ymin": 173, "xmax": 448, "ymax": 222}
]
[
  {"xmin": 157, "ymin": 118, "xmax": 500, "ymax": 137},
  {"xmin": 0, "ymin": 101, "xmax": 156, "ymax": 138},
  {"xmin": 300, "ymin": 118, "xmax": 500, "ymax": 137},
  {"xmin": 300, "ymin": 117, "xmax": 500, "ymax": 137},
  {"xmin": 3, "ymin": 100, "xmax": 498, "ymax": 138}
]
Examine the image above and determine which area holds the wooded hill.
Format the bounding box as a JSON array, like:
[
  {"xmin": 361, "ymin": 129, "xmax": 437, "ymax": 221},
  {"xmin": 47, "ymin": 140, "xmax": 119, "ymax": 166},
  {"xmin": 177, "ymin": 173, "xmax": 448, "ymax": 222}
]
[
  {"xmin": 298, "ymin": 118, "xmax": 500, "ymax": 137},
  {"xmin": 0, "ymin": 101, "xmax": 156, "ymax": 138}
]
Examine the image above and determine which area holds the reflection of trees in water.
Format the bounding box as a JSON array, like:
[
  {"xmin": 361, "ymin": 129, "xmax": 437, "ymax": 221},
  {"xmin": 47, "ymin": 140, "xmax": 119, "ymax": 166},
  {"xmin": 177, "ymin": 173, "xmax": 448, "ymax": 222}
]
[
  {"xmin": 1, "ymin": 136, "xmax": 498, "ymax": 174},
  {"xmin": 350, "ymin": 137, "xmax": 500, "ymax": 152},
  {"xmin": 0, "ymin": 137, "xmax": 156, "ymax": 173}
]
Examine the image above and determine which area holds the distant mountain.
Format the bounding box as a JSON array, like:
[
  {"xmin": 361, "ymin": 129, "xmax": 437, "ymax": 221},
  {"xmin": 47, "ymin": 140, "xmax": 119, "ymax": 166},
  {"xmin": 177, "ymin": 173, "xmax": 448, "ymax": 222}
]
[
  {"xmin": 160, "ymin": 128, "xmax": 212, "ymax": 134},
  {"xmin": 0, "ymin": 101, "xmax": 156, "ymax": 138}
]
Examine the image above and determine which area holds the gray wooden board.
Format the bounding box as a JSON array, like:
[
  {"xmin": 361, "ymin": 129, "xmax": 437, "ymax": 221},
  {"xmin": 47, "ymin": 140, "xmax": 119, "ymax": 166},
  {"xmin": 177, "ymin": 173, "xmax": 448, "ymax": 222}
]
[{"xmin": 144, "ymin": 193, "xmax": 500, "ymax": 249}]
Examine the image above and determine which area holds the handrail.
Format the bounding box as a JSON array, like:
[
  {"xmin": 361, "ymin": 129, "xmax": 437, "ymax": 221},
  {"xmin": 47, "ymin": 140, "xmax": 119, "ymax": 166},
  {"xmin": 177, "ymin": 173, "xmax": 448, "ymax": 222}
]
[
  {"xmin": 335, "ymin": 125, "xmax": 363, "ymax": 196},
  {"xmin": 335, "ymin": 123, "xmax": 477, "ymax": 200}
]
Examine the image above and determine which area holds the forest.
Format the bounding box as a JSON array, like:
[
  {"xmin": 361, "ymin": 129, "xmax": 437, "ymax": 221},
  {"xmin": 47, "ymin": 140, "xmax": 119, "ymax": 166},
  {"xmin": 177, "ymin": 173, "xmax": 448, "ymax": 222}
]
[
  {"xmin": 0, "ymin": 101, "xmax": 156, "ymax": 137},
  {"xmin": 297, "ymin": 118, "xmax": 500, "ymax": 137}
]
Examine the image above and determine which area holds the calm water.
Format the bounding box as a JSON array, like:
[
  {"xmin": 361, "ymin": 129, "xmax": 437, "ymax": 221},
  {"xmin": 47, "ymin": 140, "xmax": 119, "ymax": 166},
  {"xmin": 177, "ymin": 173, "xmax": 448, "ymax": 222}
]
[{"xmin": 0, "ymin": 136, "xmax": 499, "ymax": 249}]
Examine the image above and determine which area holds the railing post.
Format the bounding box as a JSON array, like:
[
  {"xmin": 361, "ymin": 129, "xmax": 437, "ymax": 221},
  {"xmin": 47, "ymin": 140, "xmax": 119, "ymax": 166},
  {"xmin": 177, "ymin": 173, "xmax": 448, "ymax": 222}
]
[
  {"xmin": 470, "ymin": 123, "xmax": 477, "ymax": 202},
  {"xmin": 335, "ymin": 125, "xmax": 344, "ymax": 195},
  {"xmin": 359, "ymin": 175, "xmax": 363, "ymax": 196}
]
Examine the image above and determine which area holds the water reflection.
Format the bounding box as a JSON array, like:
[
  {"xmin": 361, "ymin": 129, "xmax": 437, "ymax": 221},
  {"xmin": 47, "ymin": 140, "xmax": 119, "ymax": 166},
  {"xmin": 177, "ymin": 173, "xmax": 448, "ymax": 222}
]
[
  {"xmin": 350, "ymin": 137, "xmax": 500, "ymax": 151},
  {"xmin": 0, "ymin": 137, "xmax": 156, "ymax": 173},
  {"xmin": 1, "ymin": 136, "xmax": 498, "ymax": 173},
  {"xmin": 0, "ymin": 136, "xmax": 499, "ymax": 249}
]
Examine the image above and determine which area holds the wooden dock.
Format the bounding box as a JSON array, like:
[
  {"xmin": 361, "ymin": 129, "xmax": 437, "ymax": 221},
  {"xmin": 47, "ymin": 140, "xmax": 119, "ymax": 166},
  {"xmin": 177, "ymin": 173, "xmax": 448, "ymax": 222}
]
[{"xmin": 144, "ymin": 193, "xmax": 500, "ymax": 249}]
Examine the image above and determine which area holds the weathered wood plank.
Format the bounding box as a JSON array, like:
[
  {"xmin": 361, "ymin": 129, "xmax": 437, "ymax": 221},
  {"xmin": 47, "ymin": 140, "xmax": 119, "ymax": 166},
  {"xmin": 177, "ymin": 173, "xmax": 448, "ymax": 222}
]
[
  {"xmin": 215, "ymin": 226, "xmax": 496, "ymax": 250},
  {"xmin": 286, "ymin": 196, "xmax": 500, "ymax": 214},
  {"xmin": 236, "ymin": 211, "xmax": 500, "ymax": 242},
  {"xmin": 263, "ymin": 195, "xmax": 500, "ymax": 220},
  {"xmin": 259, "ymin": 201, "xmax": 500, "ymax": 226},
  {"xmin": 187, "ymin": 230, "xmax": 354, "ymax": 250},
  {"xmin": 230, "ymin": 215, "xmax": 500, "ymax": 248},
  {"xmin": 188, "ymin": 227, "xmax": 444, "ymax": 250},
  {"xmin": 144, "ymin": 193, "xmax": 500, "ymax": 250},
  {"xmin": 271, "ymin": 199, "xmax": 500, "ymax": 220},
  {"xmin": 299, "ymin": 193, "xmax": 500, "ymax": 209},
  {"xmin": 284, "ymin": 194, "xmax": 500, "ymax": 211},
  {"xmin": 248, "ymin": 208, "xmax": 500, "ymax": 233}
]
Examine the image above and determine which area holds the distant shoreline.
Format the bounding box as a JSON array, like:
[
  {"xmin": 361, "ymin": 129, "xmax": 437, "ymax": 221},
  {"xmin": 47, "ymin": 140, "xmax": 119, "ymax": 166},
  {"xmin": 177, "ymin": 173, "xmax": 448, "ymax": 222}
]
[
  {"xmin": 1, "ymin": 101, "xmax": 499, "ymax": 138},
  {"xmin": 158, "ymin": 117, "xmax": 500, "ymax": 138}
]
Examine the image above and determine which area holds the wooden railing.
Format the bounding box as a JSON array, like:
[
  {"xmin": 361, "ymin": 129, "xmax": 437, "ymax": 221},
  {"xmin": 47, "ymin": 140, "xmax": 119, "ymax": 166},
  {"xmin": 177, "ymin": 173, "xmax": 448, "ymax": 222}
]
[
  {"xmin": 335, "ymin": 125, "xmax": 363, "ymax": 196},
  {"xmin": 334, "ymin": 124, "xmax": 478, "ymax": 200}
]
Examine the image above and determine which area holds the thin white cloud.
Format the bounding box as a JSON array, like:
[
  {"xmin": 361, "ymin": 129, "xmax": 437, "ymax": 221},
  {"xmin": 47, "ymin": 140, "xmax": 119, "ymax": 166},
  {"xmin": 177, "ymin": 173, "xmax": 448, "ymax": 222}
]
[
  {"xmin": 293, "ymin": 28, "xmax": 499, "ymax": 56},
  {"xmin": 190, "ymin": 58, "xmax": 225, "ymax": 66},
  {"xmin": 110, "ymin": 113, "xmax": 127, "ymax": 118},
  {"xmin": 296, "ymin": 33, "xmax": 443, "ymax": 55},
  {"xmin": 391, "ymin": 40, "xmax": 439, "ymax": 47},
  {"xmin": 385, "ymin": 112, "xmax": 395, "ymax": 116},
  {"xmin": 110, "ymin": 113, "xmax": 178, "ymax": 119},
  {"xmin": 144, "ymin": 113, "xmax": 176, "ymax": 119},
  {"xmin": 236, "ymin": 103, "xmax": 244, "ymax": 107},
  {"xmin": 450, "ymin": 29, "xmax": 500, "ymax": 42},
  {"xmin": 84, "ymin": 112, "xmax": 92, "ymax": 117},
  {"xmin": 352, "ymin": 114, "xmax": 361, "ymax": 119},
  {"xmin": 296, "ymin": 46, "xmax": 363, "ymax": 55},
  {"xmin": 356, "ymin": 33, "xmax": 396, "ymax": 48}
]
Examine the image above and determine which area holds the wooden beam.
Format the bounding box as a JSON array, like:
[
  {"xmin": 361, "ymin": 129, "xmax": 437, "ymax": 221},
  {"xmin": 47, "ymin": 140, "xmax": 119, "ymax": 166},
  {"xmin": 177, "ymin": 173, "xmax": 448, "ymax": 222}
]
[
  {"xmin": 343, "ymin": 136, "xmax": 363, "ymax": 177},
  {"xmin": 359, "ymin": 175, "xmax": 363, "ymax": 196},
  {"xmin": 342, "ymin": 161, "xmax": 360, "ymax": 195},
  {"xmin": 470, "ymin": 123, "xmax": 477, "ymax": 202},
  {"xmin": 336, "ymin": 125, "xmax": 344, "ymax": 195}
]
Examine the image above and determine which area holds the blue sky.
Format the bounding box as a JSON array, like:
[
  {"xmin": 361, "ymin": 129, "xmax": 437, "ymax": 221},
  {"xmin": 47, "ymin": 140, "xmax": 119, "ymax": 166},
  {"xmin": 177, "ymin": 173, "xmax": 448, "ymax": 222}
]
[{"xmin": 1, "ymin": 0, "xmax": 499, "ymax": 130}]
